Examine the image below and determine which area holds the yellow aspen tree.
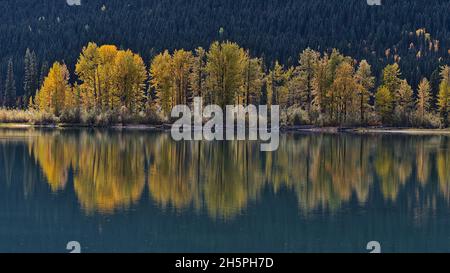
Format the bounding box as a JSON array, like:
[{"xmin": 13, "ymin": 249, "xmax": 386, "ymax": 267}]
[
  {"xmin": 98, "ymin": 45, "xmax": 119, "ymax": 110},
  {"xmin": 172, "ymin": 49, "xmax": 194, "ymax": 105},
  {"xmin": 438, "ymin": 65, "xmax": 450, "ymax": 126},
  {"xmin": 36, "ymin": 62, "xmax": 71, "ymax": 115},
  {"xmin": 382, "ymin": 63, "xmax": 402, "ymax": 104},
  {"xmin": 111, "ymin": 50, "xmax": 147, "ymax": 113},
  {"xmin": 416, "ymin": 78, "xmax": 431, "ymax": 126},
  {"xmin": 331, "ymin": 62, "xmax": 357, "ymax": 124},
  {"xmin": 64, "ymin": 83, "xmax": 81, "ymax": 111},
  {"xmin": 355, "ymin": 60, "xmax": 375, "ymax": 124},
  {"xmin": 150, "ymin": 50, "xmax": 173, "ymax": 115},
  {"xmin": 311, "ymin": 55, "xmax": 329, "ymax": 117},
  {"xmin": 75, "ymin": 42, "xmax": 100, "ymax": 110},
  {"xmin": 394, "ymin": 79, "xmax": 414, "ymax": 124},
  {"xmin": 375, "ymin": 86, "xmax": 393, "ymax": 124},
  {"xmin": 205, "ymin": 41, "xmax": 246, "ymax": 107},
  {"xmin": 189, "ymin": 47, "xmax": 207, "ymax": 102},
  {"xmin": 242, "ymin": 56, "xmax": 264, "ymax": 106},
  {"xmin": 289, "ymin": 48, "xmax": 320, "ymax": 112}
]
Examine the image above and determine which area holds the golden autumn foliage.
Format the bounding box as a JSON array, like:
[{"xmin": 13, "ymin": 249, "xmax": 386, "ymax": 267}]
[
  {"xmin": 149, "ymin": 42, "xmax": 260, "ymax": 115},
  {"xmin": 150, "ymin": 50, "xmax": 176, "ymax": 115},
  {"xmin": 439, "ymin": 65, "xmax": 450, "ymax": 126},
  {"xmin": 75, "ymin": 43, "xmax": 147, "ymax": 113},
  {"xmin": 19, "ymin": 41, "xmax": 449, "ymax": 127},
  {"xmin": 416, "ymin": 78, "xmax": 432, "ymax": 126},
  {"xmin": 205, "ymin": 41, "xmax": 248, "ymax": 107},
  {"xmin": 34, "ymin": 62, "xmax": 71, "ymax": 115}
]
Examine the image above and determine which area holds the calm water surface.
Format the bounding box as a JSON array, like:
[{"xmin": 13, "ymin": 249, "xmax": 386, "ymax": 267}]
[{"xmin": 0, "ymin": 128, "xmax": 450, "ymax": 253}]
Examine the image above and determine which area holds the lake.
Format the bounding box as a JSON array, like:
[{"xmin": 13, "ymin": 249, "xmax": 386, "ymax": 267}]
[{"xmin": 0, "ymin": 128, "xmax": 449, "ymax": 253}]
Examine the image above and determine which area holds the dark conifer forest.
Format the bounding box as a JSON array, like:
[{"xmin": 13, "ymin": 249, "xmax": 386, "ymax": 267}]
[
  {"xmin": 1, "ymin": 0, "xmax": 450, "ymax": 95},
  {"xmin": 1, "ymin": 0, "xmax": 450, "ymax": 127}
]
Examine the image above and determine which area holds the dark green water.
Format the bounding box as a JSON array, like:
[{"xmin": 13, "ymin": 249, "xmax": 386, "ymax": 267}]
[{"xmin": 0, "ymin": 128, "xmax": 450, "ymax": 253}]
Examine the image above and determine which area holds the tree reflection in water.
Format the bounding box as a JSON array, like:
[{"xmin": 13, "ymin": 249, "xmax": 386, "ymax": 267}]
[{"xmin": 0, "ymin": 128, "xmax": 449, "ymax": 220}]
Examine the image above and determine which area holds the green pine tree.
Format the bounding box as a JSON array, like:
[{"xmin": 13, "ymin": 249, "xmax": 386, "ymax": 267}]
[{"xmin": 4, "ymin": 59, "xmax": 16, "ymax": 108}]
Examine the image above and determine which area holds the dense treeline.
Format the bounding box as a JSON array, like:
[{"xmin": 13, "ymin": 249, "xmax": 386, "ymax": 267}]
[
  {"xmin": 1, "ymin": 0, "xmax": 450, "ymax": 101},
  {"xmin": 6, "ymin": 41, "xmax": 447, "ymax": 127}
]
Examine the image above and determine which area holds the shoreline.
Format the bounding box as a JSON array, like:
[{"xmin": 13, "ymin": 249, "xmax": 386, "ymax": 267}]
[
  {"xmin": 286, "ymin": 126, "xmax": 450, "ymax": 134},
  {"xmin": 1, "ymin": 122, "xmax": 450, "ymax": 135}
]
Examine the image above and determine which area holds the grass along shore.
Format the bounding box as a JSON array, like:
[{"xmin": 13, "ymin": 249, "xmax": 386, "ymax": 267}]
[
  {"xmin": 0, "ymin": 108, "xmax": 165, "ymax": 127},
  {"xmin": 1, "ymin": 109, "xmax": 450, "ymax": 134}
]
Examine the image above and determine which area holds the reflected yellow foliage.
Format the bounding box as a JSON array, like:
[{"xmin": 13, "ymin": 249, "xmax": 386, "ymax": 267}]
[
  {"xmin": 437, "ymin": 137, "xmax": 450, "ymax": 199},
  {"xmin": 201, "ymin": 142, "xmax": 263, "ymax": 219},
  {"xmin": 374, "ymin": 137, "xmax": 414, "ymax": 201},
  {"xmin": 147, "ymin": 135, "xmax": 200, "ymax": 211},
  {"xmin": 28, "ymin": 131, "xmax": 77, "ymax": 191},
  {"xmin": 2, "ymin": 129, "xmax": 448, "ymax": 219},
  {"xmin": 73, "ymin": 132, "xmax": 145, "ymax": 214},
  {"xmin": 27, "ymin": 130, "xmax": 145, "ymax": 214}
]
